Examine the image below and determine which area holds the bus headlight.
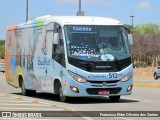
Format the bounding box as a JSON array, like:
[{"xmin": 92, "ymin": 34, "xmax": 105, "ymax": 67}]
[
  {"xmin": 121, "ymin": 72, "xmax": 132, "ymax": 82},
  {"xmin": 68, "ymin": 71, "xmax": 87, "ymax": 83}
]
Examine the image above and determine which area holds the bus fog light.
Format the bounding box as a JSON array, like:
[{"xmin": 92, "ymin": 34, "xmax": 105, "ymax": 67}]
[
  {"xmin": 127, "ymin": 85, "xmax": 132, "ymax": 91},
  {"xmin": 70, "ymin": 86, "xmax": 79, "ymax": 93}
]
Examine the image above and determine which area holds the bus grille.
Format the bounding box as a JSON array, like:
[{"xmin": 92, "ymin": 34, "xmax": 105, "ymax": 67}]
[{"xmin": 87, "ymin": 80, "xmax": 120, "ymax": 87}]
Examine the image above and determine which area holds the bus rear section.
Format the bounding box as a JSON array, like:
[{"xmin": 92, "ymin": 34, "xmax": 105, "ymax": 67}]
[{"xmin": 5, "ymin": 24, "xmax": 21, "ymax": 88}]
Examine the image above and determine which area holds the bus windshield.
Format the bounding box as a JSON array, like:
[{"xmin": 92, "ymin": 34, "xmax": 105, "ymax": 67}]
[{"xmin": 64, "ymin": 25, "xmax": 130, "ymax": 61}]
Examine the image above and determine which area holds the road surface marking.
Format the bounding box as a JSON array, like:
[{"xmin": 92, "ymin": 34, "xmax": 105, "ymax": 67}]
[
  {"xmin": 0, "ymin": 118, "xmax": 66, "ymax": 120},
  {"xmin": 16, "ymin": 96, "xmax": 93, "ymax": 120},
  {"xmin": 16, "ymin": 97, "xmax": 23, "ymax": 100},
  {"xmin": 0, "ymin": 107, "xmax": 65, "ymax": 111},
  {"xmin": 3, "ymin": 94, "xmax": 10, "ymax": 97},
  {"xmin": 0, "ymin": 93, "xmax": 93, "ymax": 120},
  {"xmin": 0, "ymin": 100, "xmax": 31, "ymax": 103},
  {"xmin": 0, "ymin": 94, "xmax": 5, "ymax": 96},
  {"xmin": 31, "ymin": 100, "xmax": 39, "ymax": 103},
  {"xmin": 0, "ymin": 97, "xmax": 24, "ymax": 100},
  {"xmin": 142, "ymin": 99, "xmax": 152, "ymax": 103},
  {"xmin": 116, "ymin": 117, "xmax": 133, "ymax": 120},
  {"xmin": 0, "ymin": 104, "xmax": 54, "ymax": 106},
  {"xmin": 0, "ymin": 118, "xmax": 84, "ymax": 120}
]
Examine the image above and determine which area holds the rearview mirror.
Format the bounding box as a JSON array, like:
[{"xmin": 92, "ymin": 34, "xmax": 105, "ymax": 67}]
[
  {"xmin": 128, "ymin": 34, "xmax": 133, "ymax": 45},
  {"xmin": 53, "ymin": 33, "xmax": 59, "ymax": 44}
]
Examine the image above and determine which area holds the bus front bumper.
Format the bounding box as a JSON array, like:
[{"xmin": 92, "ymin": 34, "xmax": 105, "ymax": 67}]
[{"xmin": 64, "ymin": 77, "xmax": 133, "ymax": 97}]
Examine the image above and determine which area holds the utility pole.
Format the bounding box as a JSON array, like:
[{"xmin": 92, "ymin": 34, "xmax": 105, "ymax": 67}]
[
  {"xmin": 77, "ymin": 0, "xmax": 85, "ymax": 16},
  {"xmin": 79, "ymin": 0, "xmax": 81, "ymax": 12},
  {"xmin": 26, "ymin": 0, "xmax": 28, "ymax": 22},
  {"xmin": 130, "ymin": 15, "xmax": 135, "ymax": 28}
]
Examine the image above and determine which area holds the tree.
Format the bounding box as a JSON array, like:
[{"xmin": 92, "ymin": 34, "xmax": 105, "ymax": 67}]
[
  {"xmin": 131, "ymin": 23, "xmax": 160, "ymax": 67},
  {"xmin": 0, "ymin": 40, "xmax": 5, "ymax": 59}
]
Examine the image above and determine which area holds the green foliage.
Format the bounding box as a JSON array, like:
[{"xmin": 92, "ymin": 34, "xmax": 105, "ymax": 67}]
[
  {"xmin": 132, "ymin": 23, "xmax": 160, "ymax": 35},
  {"xmin": 0, "ymin": 40, "xmax": 5, "ymax": 59},
  {"xmin": 134, "ymin": 61, "xmax": 143, "ymax": 68},
  {"xmin": 131, "ymin": 23, "xmax": 160, "ymax": 67},
  {"xmin": 123, "ymin": 24, "xmax": 133, "ymax": 32},
  {"xmin": 0, "ymin": 40, "xmax": 5, "ymax": 44}
]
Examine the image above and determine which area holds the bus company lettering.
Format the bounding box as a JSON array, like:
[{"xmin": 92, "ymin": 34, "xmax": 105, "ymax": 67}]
[
  {"xmin": 38, "ymin": 57, "xmax": 50, "ymax": 65},
  {"xmin": 88, "ymin": 75, "xmax": 107, "ymax": 79}
]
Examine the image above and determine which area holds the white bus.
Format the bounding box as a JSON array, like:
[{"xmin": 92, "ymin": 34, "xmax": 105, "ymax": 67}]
[{"xmin": 5, "ymin": 15, "xmax": 133, "ymax": 102}]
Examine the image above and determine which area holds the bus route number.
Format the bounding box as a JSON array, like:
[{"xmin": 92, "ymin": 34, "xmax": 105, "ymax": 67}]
[{"xmin": 109, "ymin": 73, "xmax": 118, "ymax": 79}]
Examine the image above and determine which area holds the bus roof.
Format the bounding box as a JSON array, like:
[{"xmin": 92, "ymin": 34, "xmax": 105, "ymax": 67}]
[{"xmin": 7, "ymin": 15, "xmax": 123, "ymax": 30}]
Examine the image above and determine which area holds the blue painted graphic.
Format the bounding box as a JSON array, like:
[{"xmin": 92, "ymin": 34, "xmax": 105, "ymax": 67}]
[{"xmin": 10, "ymin": 57, "xmax": 16, "ymax": 73}]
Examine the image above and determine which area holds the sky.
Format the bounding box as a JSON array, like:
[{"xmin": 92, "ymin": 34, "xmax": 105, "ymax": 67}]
[{"xmin": 0, "ymin": 0, "xmax": 159, "ymax": 39}]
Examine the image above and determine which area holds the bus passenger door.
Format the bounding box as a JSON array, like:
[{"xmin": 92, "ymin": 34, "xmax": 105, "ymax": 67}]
[
  {"xmin": 52, "ymin": 26, "xmax": 67, "ymax": 94},
  {"xmin": 34, "ymin": 30, "xmax": 53, "ymax": 92}
]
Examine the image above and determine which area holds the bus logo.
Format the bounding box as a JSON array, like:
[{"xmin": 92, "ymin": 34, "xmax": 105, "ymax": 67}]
[{"xmin": 102, "ymin": 82, "xmax": 107, "ymax": 86}]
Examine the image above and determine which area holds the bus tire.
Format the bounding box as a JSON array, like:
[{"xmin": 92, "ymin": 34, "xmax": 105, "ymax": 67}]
[
  {"xmin": 59, "ymin": 86, "xmax": 69, "ymax": 102},
  {"xmin": 109, "ymin": 95, "xmax": 120, "ymax": 102},
  {"xmin": 21, "ymin": 80, "xmax": 36, "ymax": 96},
  {"xmin": 21, "ymin": 80, "xmax": 29, "ymax": 96}
]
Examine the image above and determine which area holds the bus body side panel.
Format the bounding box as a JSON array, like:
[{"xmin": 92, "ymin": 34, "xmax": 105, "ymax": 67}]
[
  {"xmin": 32, "ymin": 22, "xmax": 64, "ymax": 93},
  {"xmin": 20, "ymin": 22, "xmax": 56, "ymax": 93},
  {"xmin": 5, "ymin": 25, "xmax": 20, "ymax": 88},
  {"xmin": 29, "ymin": 24, "xmax": 50, "ymax": 91},
  {"xmin": 19, "ymin": 27, "xmax": 36, "ymax": 90},
  {"xmin": 16, "ymin": 28, "xmax": 25, "ymax": 87},
  {"xmin": 5, "ymin": 21, "xmax": 61, "ymax": 93},
  {"xmin": 19, "ymin": 24, "xmax": 46, "ymax": 91}
]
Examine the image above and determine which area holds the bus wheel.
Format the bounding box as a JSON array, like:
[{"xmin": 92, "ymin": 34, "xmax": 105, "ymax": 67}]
[
  {"xmin": 59, "ymin": 86, "xmax": 68, "ymax": 102},
  {"xmin": 109, "ymin": 96, "xmax": 120, "ymax": 102},
  {"xmin": 21, "ymin": 80, "xmax": 29, "ymax": 96},
  {"xmin": 21, "ymin": 80, "xmax": 36, "ymax": 96}
]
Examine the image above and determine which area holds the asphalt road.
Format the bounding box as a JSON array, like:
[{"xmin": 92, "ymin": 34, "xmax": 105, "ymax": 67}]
[{"xmin": 0, "ymin": 74, "xmax": 160, "ymax": 120}]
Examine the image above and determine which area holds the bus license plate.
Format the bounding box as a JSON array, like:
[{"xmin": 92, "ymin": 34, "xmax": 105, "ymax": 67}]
[{"xmin": 98, "ymin": 90, "xmax": 110, "ymax": 95}]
